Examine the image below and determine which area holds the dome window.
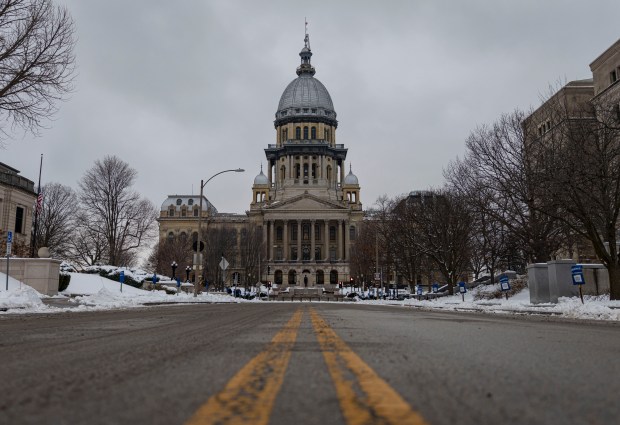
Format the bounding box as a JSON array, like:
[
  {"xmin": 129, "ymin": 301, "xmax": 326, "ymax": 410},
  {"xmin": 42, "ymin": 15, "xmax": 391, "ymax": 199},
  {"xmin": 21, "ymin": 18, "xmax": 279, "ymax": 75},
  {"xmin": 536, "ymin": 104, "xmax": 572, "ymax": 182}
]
[
  {"xmin": 311, "ymin": 108, "xmax": 317, "ymax": 113},
  {"xmin": 311, "ymin": 127, "xmax": 316, "ymax": 139},
  {"xmin": 188, "ymin": 199, "xmax": 194, "ymax": 206},
  {"xmin": 303, "ymin": 126, "xmax": 309, "ymax": 139},
  {"xmin": 296, "ymin": 127, "xmax": 301, "ymax": 139},
  {"xmin": 295, "ymin": 108, "xmax": 300, "ymax": 113}
]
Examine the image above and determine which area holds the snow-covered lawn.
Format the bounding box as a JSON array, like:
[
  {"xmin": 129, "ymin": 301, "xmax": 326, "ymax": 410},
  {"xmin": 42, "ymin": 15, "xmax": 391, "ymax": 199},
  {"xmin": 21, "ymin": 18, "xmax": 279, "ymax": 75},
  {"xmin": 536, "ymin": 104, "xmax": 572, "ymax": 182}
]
[{"xmin": 1, "ymin": 271, "xmax": 619, "ymax": 321}]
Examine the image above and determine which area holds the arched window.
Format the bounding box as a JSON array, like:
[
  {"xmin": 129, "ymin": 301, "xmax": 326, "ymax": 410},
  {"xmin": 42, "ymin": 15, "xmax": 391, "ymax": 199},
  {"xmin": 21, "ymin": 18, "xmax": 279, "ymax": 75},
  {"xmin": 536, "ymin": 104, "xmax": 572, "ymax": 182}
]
[
  {"xmin": 176, "ymin": 198, "xmax": 182, "ymax": 205},
  {"xmin": 180, "ymin": 232, "xmax": 188, "ymax": 242},
  {"xmin": 330, "ymin": 270, "xmax": 338, "ymax": 284},
  {"xmin": 303, "ymin": 126, "xmax": 309, "ymax": 139},
  {"xmin": 288, "ymin": 270, "xmax": 297, "ymax": 285},
  {"xmin": 167, "ymin": 232, "xmax": 174, "ymax": 241},
  {"xmin": 168, "ymin": 207, "xmax": 175, "ymax": 217},
  {"xmin": 311, "ymin": 127, "xmax": 316, "ymax": 139},
  {"xmin": 193, "ymin": 207, "xmax": 199, "ymax": 217},
  {"xmin": 316, "ymin": 270, "xmax": 324, "ymax": 285},
  {"xmin": 295, "ymin": 126, "xmax": 301, "ymax": 139},
  {"xmin": 188, "ymin": 199, "xmax": 194, "ymax": 206}
]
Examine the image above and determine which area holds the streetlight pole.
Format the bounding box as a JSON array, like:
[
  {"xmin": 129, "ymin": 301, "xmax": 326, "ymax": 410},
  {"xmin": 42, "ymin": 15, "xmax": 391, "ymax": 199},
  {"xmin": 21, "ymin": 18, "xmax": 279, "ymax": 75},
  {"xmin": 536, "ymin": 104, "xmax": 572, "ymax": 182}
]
[
  {"xmin": 194, "ymin": 168, "xmax": 244, "ymax": 297},
  {"xmin": 171, "ymin": 261, "xmax": 177, "ymax": 280}
]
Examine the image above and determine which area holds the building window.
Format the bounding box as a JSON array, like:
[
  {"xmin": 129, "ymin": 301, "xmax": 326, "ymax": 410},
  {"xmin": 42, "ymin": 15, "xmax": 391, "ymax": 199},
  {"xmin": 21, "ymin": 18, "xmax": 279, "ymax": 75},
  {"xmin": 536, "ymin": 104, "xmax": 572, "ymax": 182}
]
[
  {"xmin": 611, "ymin": 69, "xmax": 618, "ymax": 84},
  {"xmin": 330, "ymin": 226, "xmax": 336, "ymax": 241},
  {"xmin": 315, "ymin": 223, "xmax": 321, "ymax": 240},
  {"xmin": 15, "ymin": 206, "xmax": 24, "ymax": 234},
  {"xmin": 275, "ymin": 270, "xmax": 283, "ymax": 284},
  {"xmin": 283, "ymin": 128, "xmax": 288, "ymax": 140},
  {"xmin": 291, "ymin": 224, "xmax": 298, "ymax": 241},
  {"xmin": 276, "ymin": 226, "xmax": 283, "ymax": 241},
  {"xmin": 176, "ymin": 198, "xmax": 182, "ymax": 205},
  {"xmin": 181, "ymin": 208, "xmax": 187, "ymax": 217},
  {"xmin": 291, "ymin": 246, "xmax": 297, "ymax": 260},
  {"xmin": 330, "ymin": 247, "xmax": 336, "ymax": 261},
  {"xmin": 167, "ymin": 232, "xmax": 174, "ymax": 241},
  {"xmin": 311, "ymin": 127, "xmax": 316, "ymax": 139},
  {"xmin": 303, "ymin": 126, "xmax": 309, "ymax": 139},
  {"xmin": 295, "ymin": 127, "xmax": 301, "ymax": 139},
  {"xmin": 169, "ymin": 207, "xmax": 175, "ymax": 217},
  {"xmin": 302, "ymin": 245, "xmax": 310, "ymax": 261},
  {"xmin": 188, "ymin": 199, "xmax": 194, "ymax": 206},
  {"xmin": 330, "ymin": 270, "xmax": 338, "ymax": 284},
  {"xmin": 193, "ymin": 208, "xmax": 199, "ymax": 217},
  {"xmin": 316, "ymin": 270, "xmax": 324, "ymax": 284},
  {"xmin": 315, "ymin": 246, "xmax": 322, "ymax": 260},
  {"xmin": 288, "ymin": 270, "xmax": 297, "ymax": 285},
  {"xmin": 349, "ymin": 226, "xmax": 356, "ymax": 240},
  {"xmin": 302, "ymin": 223, "xmax": 310, "ymax": 240},
  {"xmin": 276, "ymin": 248, "xmax": 283, "ymax": 261}
]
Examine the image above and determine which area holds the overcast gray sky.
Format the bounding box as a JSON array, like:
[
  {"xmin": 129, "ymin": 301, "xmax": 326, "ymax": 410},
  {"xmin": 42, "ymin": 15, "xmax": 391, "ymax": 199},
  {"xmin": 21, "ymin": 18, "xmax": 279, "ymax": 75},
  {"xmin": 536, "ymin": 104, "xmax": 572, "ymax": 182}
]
[{"xmin": 2, "ymin": 0, "xmax": 620, "ymax": 215}]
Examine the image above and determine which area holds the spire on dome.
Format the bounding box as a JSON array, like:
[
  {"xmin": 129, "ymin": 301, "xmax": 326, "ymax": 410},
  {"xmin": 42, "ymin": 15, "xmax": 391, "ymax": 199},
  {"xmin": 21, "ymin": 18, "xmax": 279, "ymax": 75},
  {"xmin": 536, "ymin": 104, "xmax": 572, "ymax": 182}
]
[{"xmin": 297, "ymin": 19, "xmax": 315, "ymax": 76}]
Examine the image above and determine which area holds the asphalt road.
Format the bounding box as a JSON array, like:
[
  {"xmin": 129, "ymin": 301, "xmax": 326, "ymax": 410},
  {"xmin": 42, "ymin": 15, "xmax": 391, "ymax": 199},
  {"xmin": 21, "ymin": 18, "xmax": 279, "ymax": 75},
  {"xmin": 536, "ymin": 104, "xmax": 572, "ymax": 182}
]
[{"xmin": 0, "ymin": 303, "xmax": 618, "ymax": 425}]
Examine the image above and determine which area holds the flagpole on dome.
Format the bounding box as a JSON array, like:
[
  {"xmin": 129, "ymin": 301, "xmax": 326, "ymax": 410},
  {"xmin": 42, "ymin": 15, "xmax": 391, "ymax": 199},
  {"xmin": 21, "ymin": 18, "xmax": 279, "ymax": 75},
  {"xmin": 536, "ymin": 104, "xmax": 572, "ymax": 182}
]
[{"xmin": 30, "ymin": 154, "xmax": 43, "ymax": 258}]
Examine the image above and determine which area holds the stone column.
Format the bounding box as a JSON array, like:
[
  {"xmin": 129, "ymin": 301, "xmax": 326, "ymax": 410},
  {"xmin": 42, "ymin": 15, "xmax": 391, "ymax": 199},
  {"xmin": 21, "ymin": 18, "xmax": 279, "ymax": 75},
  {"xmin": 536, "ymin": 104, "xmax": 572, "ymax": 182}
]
[
  {"xmin": 344, "ymin": 219, "xmax": 350, "ymax": 261},
  {"xmin": 324, "ymin": 220, "xmax": 330, "ymax": 261},
  {"xmin": 269, "ymin": 220, "xmax": 274, "ymax": 261},
  {"xmin": 310, "ymin": 220, "xmax": 316, "ymax": 261},
  {"xmin": 283, "ymin": 220, "xmax": 288, "ymax": 261},
  {"xmin": 337, "ymin": 219, "xmax": 343, "ymax": 261},
  {"xmin": 297, "ymin": 221, "xmax": 302, "ymax": 261}
]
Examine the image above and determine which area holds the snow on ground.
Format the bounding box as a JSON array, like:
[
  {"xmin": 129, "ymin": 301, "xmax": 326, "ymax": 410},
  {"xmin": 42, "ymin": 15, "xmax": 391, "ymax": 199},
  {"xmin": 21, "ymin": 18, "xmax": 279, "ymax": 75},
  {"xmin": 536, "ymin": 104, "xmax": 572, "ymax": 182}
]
[{"xmin": 1, "ymin": 271, "xmax": 619, "ymax": 320}]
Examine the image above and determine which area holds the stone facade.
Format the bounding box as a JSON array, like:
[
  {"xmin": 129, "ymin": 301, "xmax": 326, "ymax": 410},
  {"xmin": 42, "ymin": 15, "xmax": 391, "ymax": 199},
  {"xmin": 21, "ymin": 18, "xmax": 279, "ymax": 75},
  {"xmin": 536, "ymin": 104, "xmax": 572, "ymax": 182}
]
[
  {"xmin": 158, "ymin": 32, "xmax": 363, "ymax": 289},
  {"xmin": 0, "ymin": 162, "xmax": 36, "ymax": 251}
]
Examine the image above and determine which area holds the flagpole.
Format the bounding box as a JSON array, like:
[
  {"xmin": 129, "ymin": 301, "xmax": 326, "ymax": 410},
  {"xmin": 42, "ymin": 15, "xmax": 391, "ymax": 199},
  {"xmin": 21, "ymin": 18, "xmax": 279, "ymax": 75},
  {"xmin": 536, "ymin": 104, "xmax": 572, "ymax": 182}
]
[{"xmin": 30, "ymin": 154, "xmax": 43, "ymax": 258}]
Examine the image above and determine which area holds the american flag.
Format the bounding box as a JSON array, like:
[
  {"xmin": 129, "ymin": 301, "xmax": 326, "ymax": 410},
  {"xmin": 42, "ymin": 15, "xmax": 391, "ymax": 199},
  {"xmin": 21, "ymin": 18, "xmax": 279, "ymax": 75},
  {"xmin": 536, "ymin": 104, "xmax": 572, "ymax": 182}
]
[{"xmin": 36, "ymin": 192, "xmax": 43, "ymax": 213}]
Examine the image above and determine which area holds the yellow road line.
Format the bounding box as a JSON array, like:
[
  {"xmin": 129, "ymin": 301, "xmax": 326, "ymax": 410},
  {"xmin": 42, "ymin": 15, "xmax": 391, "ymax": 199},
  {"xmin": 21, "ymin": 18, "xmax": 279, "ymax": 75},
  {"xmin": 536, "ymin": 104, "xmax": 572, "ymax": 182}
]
[
  {"xmin": 310, "ymin": 309, "xmax": 429, "ymax": 425},
  {"xmin": 185, "ymin": 308, "xmax": 304, "ymax": 425}
]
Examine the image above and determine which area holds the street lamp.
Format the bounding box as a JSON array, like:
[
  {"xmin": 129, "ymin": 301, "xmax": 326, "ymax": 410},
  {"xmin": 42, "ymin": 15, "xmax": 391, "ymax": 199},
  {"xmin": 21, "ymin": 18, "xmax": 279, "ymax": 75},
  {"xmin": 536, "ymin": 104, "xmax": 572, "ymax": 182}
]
[
  {"xmin": 185, "ymin": 266, "xmax": 191, "ymax": 282},
  {"xmin": 193, "ymin": 168, "xmax": 245, "ymax": 297},
  {"xmin": 171, "ymin": 261, "xmax": 178, "ymax": 280}
]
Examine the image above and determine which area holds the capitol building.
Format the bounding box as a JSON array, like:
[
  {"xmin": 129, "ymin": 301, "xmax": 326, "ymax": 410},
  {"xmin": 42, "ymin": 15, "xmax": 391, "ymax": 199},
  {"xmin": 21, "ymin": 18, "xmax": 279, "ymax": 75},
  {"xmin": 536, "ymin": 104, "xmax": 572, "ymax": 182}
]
[{"xmin": 158, "ymin": 32, "xmax": 363, "ymax": 289}]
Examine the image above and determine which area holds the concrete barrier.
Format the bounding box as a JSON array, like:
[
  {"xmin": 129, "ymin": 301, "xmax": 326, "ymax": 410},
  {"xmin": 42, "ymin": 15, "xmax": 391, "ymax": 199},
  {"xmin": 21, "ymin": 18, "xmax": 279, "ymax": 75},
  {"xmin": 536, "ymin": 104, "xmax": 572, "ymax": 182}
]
[
  {"xmin": 528, "ymin": 261, "xmax": 609, "ymax": 303},
  {"xmin": 0, "ymin": 258, "xmax": 61, "ymax": 295}
]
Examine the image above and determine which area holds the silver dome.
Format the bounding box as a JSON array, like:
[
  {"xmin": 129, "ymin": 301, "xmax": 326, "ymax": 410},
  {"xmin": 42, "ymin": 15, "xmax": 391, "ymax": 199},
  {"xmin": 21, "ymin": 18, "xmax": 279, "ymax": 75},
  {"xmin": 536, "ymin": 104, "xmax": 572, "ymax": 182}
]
[
  {"xmin": 253, "ymin": 169, "xmax": 269, "ymax": 185},
  {"xmin": 343, "ymin": 170, "xmax": 359, "ymax": 186},
  {"xmin": 277, "ymin": 75, "xmax": 335, "ymax": 112}
]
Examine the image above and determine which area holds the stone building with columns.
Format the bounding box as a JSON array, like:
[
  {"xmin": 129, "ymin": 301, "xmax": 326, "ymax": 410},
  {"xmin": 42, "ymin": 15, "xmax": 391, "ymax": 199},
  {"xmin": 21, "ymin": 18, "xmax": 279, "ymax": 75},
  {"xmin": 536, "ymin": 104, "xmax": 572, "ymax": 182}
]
[
  {"xmin": 158, "ymin": 32, "xmax": 362, "ymax": 289},
  {"xmin": 248, "ymin": 31, "xmax": 362, "ymax": 288}
]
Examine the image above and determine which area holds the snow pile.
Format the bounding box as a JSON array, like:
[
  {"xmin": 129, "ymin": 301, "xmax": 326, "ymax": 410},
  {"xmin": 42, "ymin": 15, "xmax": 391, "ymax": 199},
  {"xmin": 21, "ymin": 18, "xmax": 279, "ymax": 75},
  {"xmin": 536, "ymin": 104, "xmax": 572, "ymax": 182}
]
[{"xmin": 0, "ymin": 276, "xmax": 47, "ymax": 311}]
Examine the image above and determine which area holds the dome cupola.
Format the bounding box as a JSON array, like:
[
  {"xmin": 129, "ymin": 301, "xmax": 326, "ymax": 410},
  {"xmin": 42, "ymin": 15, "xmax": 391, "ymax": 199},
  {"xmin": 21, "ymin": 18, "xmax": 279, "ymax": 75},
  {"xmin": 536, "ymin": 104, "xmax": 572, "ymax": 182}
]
[
  {"xmin": 253, "ymin": 165, "xmax": 269, "ymax": 186},
  {"xmin": 343, "ymin": 166, "xmax": 359, "ymax": 186},
  {"xmin": 274, "ymin": 30, "xmax": 337, "ymax": 128}
]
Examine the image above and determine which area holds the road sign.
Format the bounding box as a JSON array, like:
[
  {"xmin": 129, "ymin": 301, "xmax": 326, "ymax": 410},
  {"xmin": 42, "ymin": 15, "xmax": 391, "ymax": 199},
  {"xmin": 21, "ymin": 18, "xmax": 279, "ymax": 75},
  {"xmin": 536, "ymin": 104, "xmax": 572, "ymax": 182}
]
[
  {"xmin": 500, "ymin": 277, "xmax": 510, "ymax": 291},
  {"xmin": 432, "ymin": 283, "xmax": 439, "ymax": 293},
  {"xmin": 119, "ymin": 271, "xmax": 125, "ymax": 283},
  {"xmin": 571, "ymin": 265, "xmax": 585, "ymax": 285},
  {"xmin": 6, "ymin": 241, "xmax": 11, "ymax": 256},
  {"xmin": 374, "ymin": 272, "xmax": 381, "ymax": 281},
  {"xmin": 417, "ymin": 286, "xmax": 423, "ymax": 295},
  {"xmin": 219, "ymin": 257, "xmax": 229, "ymax": 271},
  {"xmin": 458, "ymin": 281, "xmax": 467, "ymax": 293},
  {"xmin": 7, "ymin": 231, "xmax": 12, "ymax": 243}
]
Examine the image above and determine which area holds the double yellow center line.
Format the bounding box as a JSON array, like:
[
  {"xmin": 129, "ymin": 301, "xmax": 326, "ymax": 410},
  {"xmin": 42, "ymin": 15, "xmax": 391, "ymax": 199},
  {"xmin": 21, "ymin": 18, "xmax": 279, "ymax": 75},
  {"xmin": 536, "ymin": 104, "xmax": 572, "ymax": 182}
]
[{"xmin": 186, "ymin": 308, "xmax": 429, "ymax": 425}]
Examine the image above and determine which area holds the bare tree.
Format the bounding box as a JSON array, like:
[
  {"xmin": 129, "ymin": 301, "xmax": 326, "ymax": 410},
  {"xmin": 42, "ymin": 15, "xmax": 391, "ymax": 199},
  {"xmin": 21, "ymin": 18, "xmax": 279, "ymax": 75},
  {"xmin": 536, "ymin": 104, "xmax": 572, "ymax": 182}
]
[
  {"xmin": 67, "ymin": 213, "xmax": 107, "ymax": 266},
  {"xmin": 449, "ymin": 109, "xmax": 564, "ymax": 263},
  {"xmin": 408, "ymin": 190, "xmax": 473, "ymax": 294},
  {"xmin": 532, "ymin": 90, "xmax": 620, "ymax": 299},
  {"xmin": 239, "ymin": 223, "xmax": 263, "ymax": 288},
  {"xmin": 202, "ymin": 226, "xmax": 237, "ymax": 290},
  {"xmin": 78, "ymin": 155, "xmax": 158, "ymax": 266},
  {"xmin": 0, "ymin": 0, "xmax": 75, "ymax": 145},
  {"xmin": 34, "ymin": 182, "xmax": 76, "ymax": 258},
  {"xmin": 148, "ymin": 235, "xmax": 193, "ymax": 279}
]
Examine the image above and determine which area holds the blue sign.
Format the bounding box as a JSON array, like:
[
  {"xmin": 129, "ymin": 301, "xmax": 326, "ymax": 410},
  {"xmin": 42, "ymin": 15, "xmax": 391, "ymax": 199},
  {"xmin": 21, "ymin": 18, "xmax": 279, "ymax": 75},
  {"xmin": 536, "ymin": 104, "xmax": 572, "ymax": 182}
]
[
  {"xmin": 119, "ymin": 270, "xmax": 125, "ymax": 283},
  {"xmin": 500, "ymin": 277, "xmax": 510, "ymax": 291},
  {"xmin": 152, "ymin": 273, "xmax": 157, "ymax": 284},
  {"xmin": 571, "ymin": 265, "xmax": 585, "ymax": 286},
  {"xmin": 176, "ymin": 278, "xmax": 181, "ymax": 288},
  {"xmin": 432, "ymin": 283, "xmax": 439, "ymax": 293},
  {"xmin": 417, "ymin": 286, "xmax": 423, "ymax": 295},
  {"xmin": 458, "ymin": 281, "xmax": 467, "ymax": 293},
  {"xmin": 7, "ymin": 231, "xmax": 12, "ymax": 243}
]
